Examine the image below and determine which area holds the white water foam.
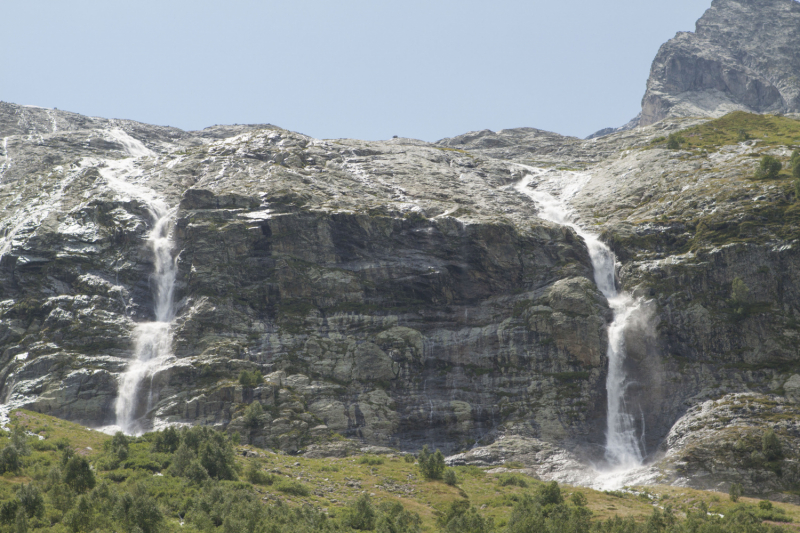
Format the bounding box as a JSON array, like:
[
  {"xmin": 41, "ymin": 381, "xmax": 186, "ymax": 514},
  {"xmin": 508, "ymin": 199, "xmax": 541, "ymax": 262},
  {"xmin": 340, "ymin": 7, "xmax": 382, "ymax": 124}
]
[{"xmin": 513, "ymin": 166, "xmax": 645, "ymax": 478}]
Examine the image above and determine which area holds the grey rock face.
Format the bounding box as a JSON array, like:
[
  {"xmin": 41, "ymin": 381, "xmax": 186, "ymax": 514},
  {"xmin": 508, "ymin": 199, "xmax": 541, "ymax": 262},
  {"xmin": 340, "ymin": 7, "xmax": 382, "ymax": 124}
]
[
  {"xmin": 640, "ymin": 0, "xmax": 800, "ymax": 125},
  {"xmin": 0, "ymin": 102, "xmax": 611, "ymax": 457}
]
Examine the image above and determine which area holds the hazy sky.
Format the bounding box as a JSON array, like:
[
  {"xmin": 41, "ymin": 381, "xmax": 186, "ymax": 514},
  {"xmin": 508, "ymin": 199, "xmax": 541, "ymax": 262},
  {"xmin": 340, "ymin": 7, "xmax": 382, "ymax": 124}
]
[{"xmin": 2, "ymin": 1, "xmax": 712, "ymax": 141}]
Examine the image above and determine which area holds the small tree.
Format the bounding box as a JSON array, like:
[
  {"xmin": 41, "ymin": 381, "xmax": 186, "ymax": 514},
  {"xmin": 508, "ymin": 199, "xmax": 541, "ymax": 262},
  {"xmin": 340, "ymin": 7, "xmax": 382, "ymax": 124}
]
[
  {"xmin": 16, "ymin": 484, "xmax": 43, "ymax": 519},
  {"xmin": 729, "ymin": 482, "xmax": 743, "ymax": 502},
  {"xmin": 10, "ymin": 426, "xmax": 30, "ymax": 456},
  {"xmin": 0, "ymin": 446, "xmax": 21, "ymax": 474},
  {"xmin": 63, "ymin": 456, "xmax": 96, "ymax": 493},
  {"xmin": 755, "ymin": 155, "xmax": 782, "ymax": 179},
  {"xmin": 345, "ymin": 494, "xmax": 376, "ymax": 531},
  {"xmin": 537, "ymin": 481, "xmax": 563, "ymax": 506},
  {"xmin": 417, "ymin": 445, "xmax": 445, "ymax": 480},
  {"xmin": 243, "ymin": 402, "xmax": 264, "ymax": 429},
  {"xmin": 444, "ymin": 468, "xmax": 457, "ymax": 486}
]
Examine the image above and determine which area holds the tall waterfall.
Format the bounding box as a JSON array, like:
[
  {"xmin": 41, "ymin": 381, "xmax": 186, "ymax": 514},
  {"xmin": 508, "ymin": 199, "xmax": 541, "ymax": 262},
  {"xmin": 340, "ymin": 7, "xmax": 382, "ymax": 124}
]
[
  {"xmin": 514, "ymin": 170, "xmax": 644, "ymax": 469},
  {"xmin": 114, "ymin": 200, "xmax": 177, "ymax": 434}
]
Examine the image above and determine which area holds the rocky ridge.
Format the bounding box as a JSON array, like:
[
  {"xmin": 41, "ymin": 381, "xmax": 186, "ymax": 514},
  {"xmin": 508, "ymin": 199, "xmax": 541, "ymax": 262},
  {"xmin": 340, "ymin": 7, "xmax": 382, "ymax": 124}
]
[{"xmin": 640, "ymin": 0, "xmax": 800, "ymax": 126}]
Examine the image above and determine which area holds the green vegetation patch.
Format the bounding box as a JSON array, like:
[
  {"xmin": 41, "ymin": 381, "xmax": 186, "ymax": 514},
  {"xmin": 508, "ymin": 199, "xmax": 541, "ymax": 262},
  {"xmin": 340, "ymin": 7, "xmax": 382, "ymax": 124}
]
[
  {"xmin": 655, "ymin": 111, "xmax": 800, "ymax": 151},
  {"xmin": 3, "ymin": 410, "xmax": 800, "ymax": 532}
]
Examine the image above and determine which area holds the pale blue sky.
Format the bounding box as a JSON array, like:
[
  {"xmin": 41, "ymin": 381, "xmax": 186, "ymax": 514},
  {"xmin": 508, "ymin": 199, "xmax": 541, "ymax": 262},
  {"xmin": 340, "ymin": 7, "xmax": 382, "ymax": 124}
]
[{"xmin": 2, "ymin": 1, "xmax": 711, "ymax": 140}]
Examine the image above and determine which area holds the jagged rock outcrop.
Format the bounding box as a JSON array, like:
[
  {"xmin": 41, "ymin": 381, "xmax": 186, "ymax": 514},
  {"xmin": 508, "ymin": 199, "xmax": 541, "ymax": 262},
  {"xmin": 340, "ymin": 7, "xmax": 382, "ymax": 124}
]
[{"xmin": 640, "ymin": 0, "xmax": 800, "ymax": 126}]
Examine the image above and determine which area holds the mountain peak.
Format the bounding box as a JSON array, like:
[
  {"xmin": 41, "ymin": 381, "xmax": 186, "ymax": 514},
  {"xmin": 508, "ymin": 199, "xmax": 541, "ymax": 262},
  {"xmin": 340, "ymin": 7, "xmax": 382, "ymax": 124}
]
[{"xmin": 640, "ymin": 0, "xmax": 800, "ymax": 125}]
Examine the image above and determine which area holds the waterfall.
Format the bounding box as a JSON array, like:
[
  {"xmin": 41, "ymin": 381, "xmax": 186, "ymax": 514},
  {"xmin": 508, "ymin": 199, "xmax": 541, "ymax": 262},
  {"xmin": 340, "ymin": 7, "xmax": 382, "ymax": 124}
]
[
  {"xmin": 114, "ymin": 200, "xmax": 177, "ymax": 435},
  {"xmin": 514, "ymin": 170, "xmax": 644, "ymax": 469}
]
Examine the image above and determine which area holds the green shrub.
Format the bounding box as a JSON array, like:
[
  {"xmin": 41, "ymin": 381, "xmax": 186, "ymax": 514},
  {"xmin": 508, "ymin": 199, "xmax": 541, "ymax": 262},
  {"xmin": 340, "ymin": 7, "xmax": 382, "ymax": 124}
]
[
  {"xmin": 151, "ymin": 426, "xmax": 180, "ymax": 453},
  {"xmin": 404, "ymin": 454, "xmax": 415, "ymax": 463},
  {"xmin": 274, "ymin": 479, "xmax": 310, "ymax": 497},
  {"xmin": 0, "ymin": 500, "xmax": 18, "ymax": 525},
  {"xmin": 762, "ymin": 429, "xmax": 783, "ymax": 461},
  {"xmin": 571, "ymin": 492, "xmax": 588, "ymax": 507},
  {"xmin": 243, "ymin": 402, "xmax": 264, "ymax": 428},
  {"xmin": 376, "ymin": 501, "xmax": 422, "ymax": 533},
  {"xmin": 498, "ymin": 473, "xmax": 528, "ymax": 488},
  {"xmin": 357, "ymin": 455, "xmax": 384, "ymax": 466},
  {"xmin": 184, "ymin": 460, "xmax": 210, "ymax": 485},
  {"xmin": 238, "ymin": 370, "xmax": 264, "ymax": 387},
  {"xmin": 10, "ymin": 426, "xmax": 30, "ymax": 456},
  {"xmin": 116, "ymin": 484, "xmax": 164, "ymax": 533},
  {"xmin": 667, "ymin": 133, "xmax": 686, "ymax": 149},
  {"xmin": 444, "ymin": 469, "xmax": 458, "ymax": 486},
  {"xmin": 537, "ymin": 481, "xmax": 563, "ymax": 506},
  {"xmin": 737, "ymin": 129, "xmax": 751, "ymax": 142},
  {"xmin": 16, "ymin": 483, "xmax": 44, "ymax": 519},
  {"xmin": 344, "ymin": 494, "xmax": 376, "ymax": 530},
  {"xmin": 438, "ymin": 500, "xmax": 493, "ymax": 533},
  {"xmin": 729, "ymin": 482, "xmax": 743, "ymax": 502},
  {"xmin": 755, "ymin": 155, "xmax": 782, "ymax": 179},
  {"xmin": 30, "ymin": 440, "xmax": 56, "ymax": 452},
  {"xmin": 245, "ymin": 463, "xmax": 275, "ymax": 486},
  {"xmin": 417, "ymin": 445, "xmax": 445, "ymax": 480}
]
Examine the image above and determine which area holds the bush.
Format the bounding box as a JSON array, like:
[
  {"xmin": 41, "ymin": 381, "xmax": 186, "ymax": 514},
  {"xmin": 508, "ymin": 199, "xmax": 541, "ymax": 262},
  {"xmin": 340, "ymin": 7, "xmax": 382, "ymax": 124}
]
[
  {"xmin": 243, "ymin": 402, "xmax": 264, "ymax": 429},
  {"xmin": 10, "ymin": 426, "xmax": 30, "ymax": 456},
  {"xmin": 0, "ymin": 500, "xmax": 18, "ymax": 525},
  {"xmin": 755, "ymin": 155, "xmax": 782, "ymax": 179},
  {"xmin": 274, "ymin": 479, "xmax": 310, "ymax": 497},
  {"xmin": 345, "ymin": 494, "xmax": 376, "ymax": 530},
  {"xmin": 16, "ymin": 484, "xmax": 44, "ymax": 519},
  {"xmin": 444, "ymin": 469, "xmax": 458, "ymax": 486},
  {"xmin": 403, "ymin": 454, "xmax": 415, "ymax": 463},
  {"xmin": 417, "ymin": 445, "xmax": 445, "ymax": 480},
  {"xmin": 245, "ymin": 463, "xmax": 275, "ymax": 486},
  {"xmin": 107, "ymin": 431, "xmax": 130, "ymax": 463},
  {"xmin": 358, "ymin": 455, "xmax": 384, "ymax": 466},
  {"xmin": 537, "ymin": 481, "xmax": 563, "ymax": 506},
  {"xmin": 667, "ymin": 133, "xmax": 686, "ymax": 149},
  {"xmin": 184, "ymin": 460, "xmax": 210, "ymax": 485},
  {"xmin": 238, "ymin": 370, "xmax": 264, "ymax": 387},
  {"xmin": 151, "ymin": 426, "xmax": 180, "ymax": 453},
  {"xmin": 571, "ymin": 491, "xmax": 588, "ymax": 507},
  {"xmin": 376, "ymin": 501, "xmax": 422, "ymax": 533},
  {"xmin": 737, "ymin": 129, "xmax": 751, "ymax": 142},
  {"xmin": 498, "ymin": 473, "xmax": 528, "ymax": 488},
  {"xmin": 762, "ymin": 429, "xmax": 783, "ymax": 461},
  {"xmin": 117, "ymin": 484, "xmax": 163, "ymax": 533},
  {"xmin": 438, "ymin": 500, "xmax": 493, "ymax": 533},
  {"xmin": 729, "ymin": 482, "xmax": 743, "ymax": 502}
]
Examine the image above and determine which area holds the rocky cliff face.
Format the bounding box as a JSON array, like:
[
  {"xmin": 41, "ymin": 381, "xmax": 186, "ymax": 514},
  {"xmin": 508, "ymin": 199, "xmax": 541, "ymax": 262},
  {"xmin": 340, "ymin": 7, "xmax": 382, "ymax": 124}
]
[
  {"xmin": 3, "ymin": 32, "xmax": 800, "ymax": 498},
  {"xmin": 640, "ymin": 0, "xmax": 800, "ymax": 126},
  {"xmin": 0, "ymin": 102, "xmax": 618, "ymax": 457}
]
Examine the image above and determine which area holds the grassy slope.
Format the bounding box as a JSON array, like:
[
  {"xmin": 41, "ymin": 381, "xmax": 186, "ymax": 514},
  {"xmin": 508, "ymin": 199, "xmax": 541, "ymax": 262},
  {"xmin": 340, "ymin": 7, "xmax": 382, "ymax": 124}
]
[{"xmin": 3, "ymin": 410, "xmax": 800, "ymax": 531}]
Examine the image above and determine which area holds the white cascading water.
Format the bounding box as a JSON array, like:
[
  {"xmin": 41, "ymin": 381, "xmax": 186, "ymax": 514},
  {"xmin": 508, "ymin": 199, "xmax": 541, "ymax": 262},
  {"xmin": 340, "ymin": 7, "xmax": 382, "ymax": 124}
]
[
  {"xmin": 514, "ymin": 169, "xmax": 644, "ymax": 470},
  {"xmin": 114, "ymin": 199, "xmax": 177, "ymax": 435}
]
